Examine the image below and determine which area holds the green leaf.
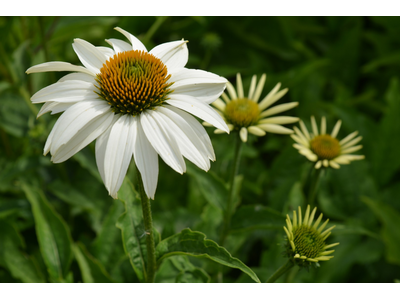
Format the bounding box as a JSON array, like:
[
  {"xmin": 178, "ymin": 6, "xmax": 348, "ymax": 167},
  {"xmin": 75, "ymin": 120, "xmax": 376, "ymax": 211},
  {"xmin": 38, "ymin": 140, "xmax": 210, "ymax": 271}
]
[
  {"xmin": 21, "ymin": 182, "xmax": 73, "ymax": 282},
  {"xmin": 72, "ymin": 243, "xmax": 115, "ymax": 283},
  {"xmin": 187, "ymin": 163, "xmax": 227, "ymax": 211},
  {"xmin": 373, "ymin": 78, "xmax": 400, "ymax": 186},
  {"xmin": 230, "ymin": 205, "xmax": 285, "ymax": 233},
  {"xmin": 116, "ymin": 177, "xmax": 147, "ymax": 283},
  {"xmin": 155, "ymin": 228, "xmax": 260, "ymax": 283},
  {"xmin": 90, "ymin": 199, "xmax": 125, "ymax": 268},
  {"xmin": 155, "ymin": 256, "xmax": 210, "ymax": 283},
  {"xmin": 362, "ymin": 197, "xmax": 400, "ymax": 266},
  {"xmin": 0, "ymin": 220, "xmax": 45, "ymax": 283}
]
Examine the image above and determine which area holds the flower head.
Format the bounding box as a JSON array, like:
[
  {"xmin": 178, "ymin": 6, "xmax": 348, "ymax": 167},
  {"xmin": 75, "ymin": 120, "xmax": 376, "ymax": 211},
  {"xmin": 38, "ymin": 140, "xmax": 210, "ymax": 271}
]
[
  {"xmin": 291, "ymin": 116, "xmax": 365, "ymax": 169},
  {"xmin": 284, "ymin": 205, "xmax": 339, "ymax": 267},
  {"xmin": 26, "ymin": 27, "xmax": 229, "ymax": 199},
  {"xmin": 207, "ymin": 73, "xmax": 299, "ymax": 142}
]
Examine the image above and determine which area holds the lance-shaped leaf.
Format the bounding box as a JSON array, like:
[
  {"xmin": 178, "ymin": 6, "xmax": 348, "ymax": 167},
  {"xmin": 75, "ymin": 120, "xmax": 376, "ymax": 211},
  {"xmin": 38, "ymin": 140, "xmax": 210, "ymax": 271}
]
[
  {"xmin": 362, "ymin": 197, "xmax": 400, "ymax": 266},
  {"xmin": 0, "ymin": 220, "xmax": 45, "ymax": 283},
  {"xmin": 116, "ymin": 177, "xmax": 159, "ymax": 283},
  {"xmin": 73, "ymin": 242, "xmax": 115, "ymax": 283},
  {"xmin": 22, "ymin": 182, "xmax": 73, "ymax": 282},
  {"xmin": 91, "ymin": 199, "xmax": 125, "ymax": 268},
  {"xmin": 155, "ymin": 228, "xmax": 260, "ymax": 283},
  {"xmin": 155, "ymin": 256, "xmax": 210, "ymax": 283}
]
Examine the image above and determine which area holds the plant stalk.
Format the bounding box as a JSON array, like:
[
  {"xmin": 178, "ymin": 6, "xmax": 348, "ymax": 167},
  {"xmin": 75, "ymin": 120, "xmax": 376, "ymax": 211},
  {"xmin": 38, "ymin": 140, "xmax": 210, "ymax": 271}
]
[
  {"xmin": 266, "ymin": 259, "xmax": 294, "ymax": 283},
  {"xmin": 307, "ymin": 167, "xmax": 323, "ymax": 207},
  {"xmin": 220, "ymin": 131, "xmax": 243, "ymax": 246},
  {"xmin": 137, "ymin": 169, "xmax": 157, "ymax": 283}
]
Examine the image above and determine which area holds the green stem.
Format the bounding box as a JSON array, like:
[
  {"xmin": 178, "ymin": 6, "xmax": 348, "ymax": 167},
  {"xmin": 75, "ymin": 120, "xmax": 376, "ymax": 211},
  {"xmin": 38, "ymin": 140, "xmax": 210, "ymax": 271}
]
[
  {"xmin": 137, "ymin": 169, "xmax": 156, "ymax": 283},
  {"xmin": 307, "ymin": 167, "xmax": 323, "ymax": 207},
  {"xmin": 143, "ymin": 16, "xmax": 168, "ymax": 44},
  {"xmin": 266, "ymin": 259, "xmax": 294, "ymax": 283},
  {"xmin": 219, "ymin": 131, "xmax": 243, "ymax": 246}
]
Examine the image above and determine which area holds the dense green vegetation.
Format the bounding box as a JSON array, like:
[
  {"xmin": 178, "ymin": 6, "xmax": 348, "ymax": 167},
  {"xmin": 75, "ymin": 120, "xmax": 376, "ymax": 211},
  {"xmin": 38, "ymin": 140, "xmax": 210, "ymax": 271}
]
[{"xmin": 1, "ymin": 16, "xmax": 400, "ymax": 283}]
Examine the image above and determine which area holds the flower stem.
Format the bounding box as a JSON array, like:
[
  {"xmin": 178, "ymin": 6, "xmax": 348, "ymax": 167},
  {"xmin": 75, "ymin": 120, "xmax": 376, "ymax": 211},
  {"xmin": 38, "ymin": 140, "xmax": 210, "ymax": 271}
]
[
  {"xmin": 137, "ymin": 169, "xmax": 157, "ymax": 283},
  {"xmin": 307, "ymin": 167, "xmax": 323, "ymax": 207},
  {"xmin": 266, "ymin": 259, "xmax": 294, "ymax": 283},
  {"xmin": 220, "ymin": 131, "xmax": 243, "ymax": 246}
]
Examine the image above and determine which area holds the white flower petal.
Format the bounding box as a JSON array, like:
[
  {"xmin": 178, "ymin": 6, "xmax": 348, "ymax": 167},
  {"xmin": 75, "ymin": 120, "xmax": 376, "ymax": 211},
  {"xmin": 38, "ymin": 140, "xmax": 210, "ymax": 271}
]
[
  {"xmin": 134, "ymin": 119, "xmax": 159, "ymax": 199},
  {"xmin": 341, "ymin": 145, "xmax": 363, "ymax": 154},
  {"xmin": 226, "ymin": 81, "xmax": 237, "ymax": 100},
  {"xmin": 248, "ymin": 75, "xmax": 257, "ymax": 99},
  {"xmin": 299, "ymin": 120, "xmax": 311, "ymax": 140},
  {"xmin": 248, "ymin": 126, "xmax": 266, "ymax": 136},
  {"xmin": 311, "ymin": 116, "xmax": 319, "ymax": 136},
  {"xmin": 323, "ymin": 159, "xmax": 329, "ymax": 167},
  {"xmin": 291, "ymin": 134, "xmax": 309, "ymax": 148},
  {"xmin": 103, "ymin": 115, "xmax": 135, "ymax": 199},
  {"xmin": 169, "ymin": 68, "xmax": 227, "ymax": 104},
  {"xmin": 140, "ymin": 111, "xmax": 185, "ymax": 174},
  {"xmin": 31, "ymin": 80, "xmax": 98, "ymax": 103},
  {"xmin": 329, "ymin": 160, "xmax": 340, "ymax": 169},
  {"xmin": 51, "ymin": 109, "xmax": 115, "ymax": 163},
  {"xmin": 240, "ymin": 127, "xmax": 248, "ymax": 143},
  {"xmin": 321, "ymin": 116, "xmax": 326, "ymax": 135},
  {"xmin": 166, "ymin": 105, "xmax": 215, "ymax": 161},
  {"xmin": 37, "ymin": 102, "xmax": 76, "ymax": 118},
  {"xmin": 166, "ymin": 94, "xmax": 229, "ymax": 133},
  {"xmin": 156, "ymin": 107, "xmax": 210, "ymax": 171},
  {"xmin": 315, "ymin": 160, "xmax": 322, "ymax": 169},
  {"xmin": 150, "ymin": 40, "xmax": 188, "ymax": 72},
  {"xmin": 259, "ymin": 102, "xmax": 299, "ymax": 118},
  {"xmin": 96, "ymin": 46, "xmax": 115, "ymax": 59},
  {"xmin": 26, "ymin": 61, "xmax": 94, "ymax": 76},
  {"xmin": 236, "ymin": 73, "xmax": 244, "ymax": 99},
  {"xmin": 258, "ymin": 87, "xmax": 288, "ymax": 111},
  {"xmin": 211, "ymin": 98, "xmax": 226, "ymax": 111},
  {"xmin": 114, "ymin": 27, "xmax": 147, "ymax": 52},
  {"xmin": 95, "ymin": 125, "xmax": 112, "ymax": 185},
  {"xmin": 258, "ymin": 116, "xmax": 299, "ymax": 125},
  {"xmin": 58, "ymin": 73, "xmax": 96, "ymax": 83},
  {"xmin": 49, "ymin": 100, "xmax": 112, "ymax": 157},
  {"xmin": 341, "ymin": 136, "xmax": 363, "ymax": 149},
  {"xmin": 72, "ymin": 38, "xmax": 108, "ymax": 75},
  {"xmin": 106, "ymin": 38, "xmax": 133, "ymax": 54},
  {"xmin": 331, "ymin": 120, "xmax": 342, "ymax": 138},
  {"xmin": 257, "ymin": 124, "xmax": 293, "ymax": 134},
  {"xmin": 339, "ymin": 130, "xmax": 359, "ymax": 145},
  {"xmin": 293, "ymin": 126, "xmax": 310, "ymax": 145},
  {"xmin": 252, "ymin": 74, "xmax": 266, "ymax": 102},
  {"xmin": 221, "ymin": 92, "xmax": 231, "ymax": 103}
]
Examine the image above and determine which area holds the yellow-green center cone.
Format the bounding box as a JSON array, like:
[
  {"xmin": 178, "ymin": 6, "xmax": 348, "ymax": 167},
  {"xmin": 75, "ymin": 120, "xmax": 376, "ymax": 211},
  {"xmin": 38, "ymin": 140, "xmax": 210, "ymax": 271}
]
[
  {"xmin": 283, "ymin": 205, "xmax": 339, "ymax": 268},
  {"xmin": 310, "ymin": 134, "xmax": 340, "ymax": 160},
  {"xmin": 225, "ymin": 98, "xmax": 259, "ymax": 128},
  {"xmin": 96, "ymin": 50, "xmax": 173, "ymax": 116}
]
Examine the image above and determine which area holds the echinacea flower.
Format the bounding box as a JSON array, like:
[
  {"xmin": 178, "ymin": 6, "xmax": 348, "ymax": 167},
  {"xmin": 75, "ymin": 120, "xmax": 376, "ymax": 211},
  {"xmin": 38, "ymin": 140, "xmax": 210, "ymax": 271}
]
[
  {"xmin": 26, "ymin": 27, "xmax": 229, "ymax": 199},
  {"xmin": 207, "ymin": 73, "xmax": 299, "ymax": 142},
  {"xmin": 284, "ymin": 205, "xmax": 339, "ymax": 267},
  {"xmin": 291, "ymin": 116, "xmax": 365, "ymax": 169}
]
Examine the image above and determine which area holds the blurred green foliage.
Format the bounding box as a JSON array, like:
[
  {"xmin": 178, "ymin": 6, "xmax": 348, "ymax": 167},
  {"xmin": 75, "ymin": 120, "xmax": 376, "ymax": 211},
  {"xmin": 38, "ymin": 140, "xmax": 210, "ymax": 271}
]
[{"xmin": 1, "ymin": 16, "xmax": 400, "ymax": 283}]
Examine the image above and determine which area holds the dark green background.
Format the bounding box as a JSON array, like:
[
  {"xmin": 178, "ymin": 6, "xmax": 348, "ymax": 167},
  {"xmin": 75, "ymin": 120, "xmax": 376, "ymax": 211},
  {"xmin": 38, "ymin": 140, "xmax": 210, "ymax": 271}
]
[{"xmin": 0, "ymin": 16, "xmax": 400, "ymax": 283}]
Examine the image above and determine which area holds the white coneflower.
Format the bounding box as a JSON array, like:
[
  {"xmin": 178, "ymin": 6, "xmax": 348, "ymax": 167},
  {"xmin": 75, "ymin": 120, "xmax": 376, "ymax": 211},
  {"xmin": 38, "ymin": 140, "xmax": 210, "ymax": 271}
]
[
  {"xmin": 284, "ymin": 205, "xmax": 339, "ymax": 267},
  {"xmin": 26, "ymin": 27, "xmax": 229, "ymax": 199},
  {"xmin": 206, "ymin": 73, "xmax": 299, "ymax": 142},
  {"xmin": 291, "ymin": 116, "xmax": 365, "ymax": 169}
]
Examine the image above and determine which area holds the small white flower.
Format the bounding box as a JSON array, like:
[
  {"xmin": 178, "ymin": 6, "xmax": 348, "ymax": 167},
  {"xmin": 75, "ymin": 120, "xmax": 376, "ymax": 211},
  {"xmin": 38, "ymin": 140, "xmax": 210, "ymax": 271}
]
[
  {"xmin": 291, "ymin": 116, "xmax": 365, "ymax": 169},
  {"xmin": 27, "ymin": 27, "xmax": 229, "ymax": 199},
  {"xmin": 206, "ymin": 73, "xmax": 299, "ymax": 142}
]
